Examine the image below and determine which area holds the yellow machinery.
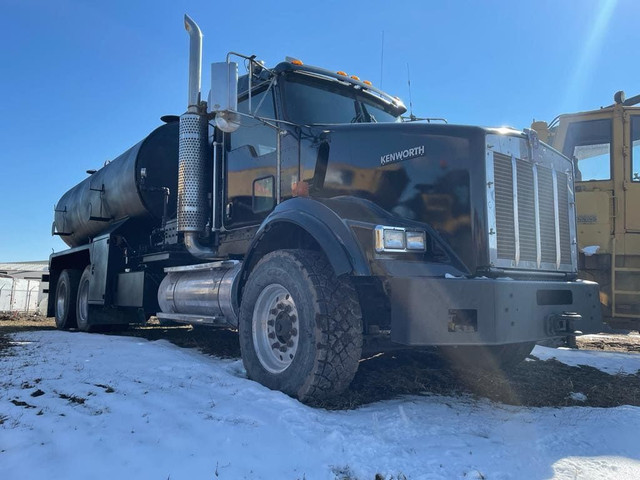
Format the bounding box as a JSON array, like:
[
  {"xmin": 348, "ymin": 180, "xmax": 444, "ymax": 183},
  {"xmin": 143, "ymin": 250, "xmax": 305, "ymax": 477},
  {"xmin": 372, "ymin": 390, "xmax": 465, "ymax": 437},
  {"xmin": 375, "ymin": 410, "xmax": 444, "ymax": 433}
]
[{"xmin": 532, "ymin": 92, "xmax": 640, "ymax": 328}]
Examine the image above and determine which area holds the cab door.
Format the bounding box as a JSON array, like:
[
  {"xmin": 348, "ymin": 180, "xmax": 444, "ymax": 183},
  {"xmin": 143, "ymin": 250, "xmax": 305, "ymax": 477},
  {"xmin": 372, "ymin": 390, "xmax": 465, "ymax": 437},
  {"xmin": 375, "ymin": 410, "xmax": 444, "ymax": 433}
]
[
  {"xmin": 559, "ymin": 114, "xmax": 615, "ymax": 252},
  {"xmin": 625, "ymin": 113, "xmax": 640, "ymax": 231},
  {"xmin": 224, "ymin": 87, "xmax": 278, "ymax": 229}
]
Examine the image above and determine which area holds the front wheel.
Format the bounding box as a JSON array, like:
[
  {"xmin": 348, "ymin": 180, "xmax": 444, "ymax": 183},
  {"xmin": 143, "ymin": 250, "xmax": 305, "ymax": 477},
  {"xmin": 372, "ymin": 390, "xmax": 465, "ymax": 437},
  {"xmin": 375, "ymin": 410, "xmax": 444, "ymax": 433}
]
[{"xmin": 239, "ymin": 250, "xmax": 363, "ymax": 402}]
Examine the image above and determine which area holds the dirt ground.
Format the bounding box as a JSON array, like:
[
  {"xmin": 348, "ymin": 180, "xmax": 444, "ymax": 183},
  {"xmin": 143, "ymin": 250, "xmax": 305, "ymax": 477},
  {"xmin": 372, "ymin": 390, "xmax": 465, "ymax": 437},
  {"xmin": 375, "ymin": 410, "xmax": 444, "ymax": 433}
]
[{"xmin": 1, "ymin": 313, "xmax": 639, "ymax": 410}]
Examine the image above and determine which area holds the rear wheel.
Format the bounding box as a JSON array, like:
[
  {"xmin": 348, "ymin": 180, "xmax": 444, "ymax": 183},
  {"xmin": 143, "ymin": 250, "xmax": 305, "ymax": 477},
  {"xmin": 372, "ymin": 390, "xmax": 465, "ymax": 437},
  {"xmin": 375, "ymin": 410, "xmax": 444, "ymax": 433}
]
[
  {"xmin": 76, "ymin": 266, "xmax": 93, "ymax": 332},
  {"xmin": 239, "ymin": 250, "xmax": 363, "ymax": 402},
  {"xmin": 439, "ymin": 342, "xmax": 536, "ymax": 371},
  {"xmin": 55, "ymin": 269, "xmax": 81, "ymax": 330}
]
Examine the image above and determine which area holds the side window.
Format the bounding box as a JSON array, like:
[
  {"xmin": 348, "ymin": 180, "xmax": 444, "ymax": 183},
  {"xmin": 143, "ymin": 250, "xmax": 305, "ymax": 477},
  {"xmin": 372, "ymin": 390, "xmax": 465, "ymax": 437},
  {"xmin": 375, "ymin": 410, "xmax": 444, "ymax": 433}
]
[
  {"xmin": 563, "ymin": 119, "xmax": 611, "ymax": 181},
  {"xmin": 253, "ymin": 176, "xmax": 275, "ymax": 213},
  {"xmin": 230, "ymin": 88, "xmax": 276, "ymax": 156},
  {"xmin": 632, "ymin": 116, "xmax": 640, "ymax": 182}
]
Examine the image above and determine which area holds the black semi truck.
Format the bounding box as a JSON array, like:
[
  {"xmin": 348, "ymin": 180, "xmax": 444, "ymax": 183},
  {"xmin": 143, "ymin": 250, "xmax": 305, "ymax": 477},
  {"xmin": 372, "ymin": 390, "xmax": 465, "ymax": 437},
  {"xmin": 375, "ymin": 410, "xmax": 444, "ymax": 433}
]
[{"xmin": 47, "ymin": 15, "xmax": 602, "ymax": 401}]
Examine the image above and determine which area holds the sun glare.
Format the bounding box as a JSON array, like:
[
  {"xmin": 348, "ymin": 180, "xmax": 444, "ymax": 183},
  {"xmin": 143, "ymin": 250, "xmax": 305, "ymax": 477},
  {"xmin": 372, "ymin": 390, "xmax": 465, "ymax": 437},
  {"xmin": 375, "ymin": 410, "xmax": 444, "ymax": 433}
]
[{"xmin": 562, "ymin": 0, "xmax": 617, "ymax": 111}]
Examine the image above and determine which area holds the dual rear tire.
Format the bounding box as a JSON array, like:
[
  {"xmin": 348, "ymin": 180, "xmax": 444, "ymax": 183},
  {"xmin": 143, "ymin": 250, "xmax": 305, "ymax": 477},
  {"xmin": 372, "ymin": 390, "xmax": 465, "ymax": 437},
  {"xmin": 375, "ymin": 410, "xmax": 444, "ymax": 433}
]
[
  {"xmin": 55, "ymin": 266, "xmax": 127, "ymax": 332},
  {"xmin": 54, "ymin": 269, "xmax": 81, "ymax": 330},
  {"xmin": 54, "ymin": 266, "xmax": 93, "ymax": 332}
]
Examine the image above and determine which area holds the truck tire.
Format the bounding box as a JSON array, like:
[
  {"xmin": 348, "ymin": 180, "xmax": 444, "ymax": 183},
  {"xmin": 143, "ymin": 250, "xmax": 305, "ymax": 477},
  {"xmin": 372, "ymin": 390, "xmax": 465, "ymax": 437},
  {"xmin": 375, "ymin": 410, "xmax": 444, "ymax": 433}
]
[
  {"xmin": 76, "ymin": 265, "xmax": 93, "ymax": 332},
  {"xmin": 440, "ymin": 342, "xmax": 535, "ymax": 371},
  {"xmin": 239, "ymin": 249, "xmax": 363, "ymax": 402},
  {"xmin": 54, "ymin": 269, "xmax": 81, "ymax": 330}
]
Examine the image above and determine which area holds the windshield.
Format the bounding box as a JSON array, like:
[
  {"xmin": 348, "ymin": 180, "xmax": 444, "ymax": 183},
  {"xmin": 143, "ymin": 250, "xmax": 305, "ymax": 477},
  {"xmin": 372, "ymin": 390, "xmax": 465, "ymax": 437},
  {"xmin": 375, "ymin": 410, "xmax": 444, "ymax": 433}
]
[{"xmin": 281, "ymin": 73, "xmax": 401, "ymax": 125}]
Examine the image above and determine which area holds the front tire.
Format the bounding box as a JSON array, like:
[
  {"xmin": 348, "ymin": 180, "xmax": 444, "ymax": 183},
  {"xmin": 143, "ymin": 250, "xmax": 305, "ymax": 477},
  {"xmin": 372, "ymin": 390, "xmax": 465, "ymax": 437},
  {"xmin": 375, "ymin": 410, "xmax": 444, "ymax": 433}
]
[
  {"xmin": 239, "ymin": 250, "xmax": 362, "ymax": 402},
  {"xmin": 55, "ymin": 269, "xmax": 81, "ymax": 330}
]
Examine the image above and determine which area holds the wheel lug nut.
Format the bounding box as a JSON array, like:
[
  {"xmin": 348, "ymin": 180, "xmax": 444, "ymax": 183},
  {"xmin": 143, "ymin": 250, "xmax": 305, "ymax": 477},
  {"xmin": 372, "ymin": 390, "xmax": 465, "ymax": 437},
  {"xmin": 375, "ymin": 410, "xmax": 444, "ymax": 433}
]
[
  {"xmin": 284, "ymin": 305, "xmax": 292, "ymax": 313},
  {"xmin": 268, "ymin": 333, "xmax": 275, "ymax": 339},
  {"xmin": 271, "ymin": 342, "xmax": 280, "ymax": 349},
  {"xmin": 291, "ymin": 315, "xmax": 297, "ymax": 323},
  {"xmin": 277, "ymin": 303, "xmax": 284, "ymax": 309},
  {"xmin": 291, "ymin": 328, "xmax": 298, "ymax": 336},
  {"xmin": 279, "ymin": 346, "xmax": 287, "ymax": 353},
  {"xmin": 287, "ymin": 340, "xmax": 294, "ymax": 347},
  {"xmin": 267, "ymin": 320, "xmax": 275, "ymax": 326},
  {"xmin": 270, "ymin": 309, "xmax": 278, "ymax": 315}
]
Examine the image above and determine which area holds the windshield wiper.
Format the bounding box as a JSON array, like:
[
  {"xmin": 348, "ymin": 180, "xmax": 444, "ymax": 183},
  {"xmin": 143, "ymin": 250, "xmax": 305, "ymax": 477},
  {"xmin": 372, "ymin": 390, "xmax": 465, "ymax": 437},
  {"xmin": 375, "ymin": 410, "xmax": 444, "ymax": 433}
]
[
  {"xmin": 350, "ymin": 100, "xmax": 365, "ymax": 123},
  {"xmin": 360, "ymin": 103, "xmax": 377, "ymax": 123}
]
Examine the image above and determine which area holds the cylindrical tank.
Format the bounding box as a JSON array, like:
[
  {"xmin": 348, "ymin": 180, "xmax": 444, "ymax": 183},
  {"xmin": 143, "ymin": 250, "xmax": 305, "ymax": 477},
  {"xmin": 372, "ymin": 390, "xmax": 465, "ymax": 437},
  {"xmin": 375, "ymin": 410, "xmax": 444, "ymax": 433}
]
[{"xmin": 54, "ymin": 122, "xmax": 179, "ymax": 247}]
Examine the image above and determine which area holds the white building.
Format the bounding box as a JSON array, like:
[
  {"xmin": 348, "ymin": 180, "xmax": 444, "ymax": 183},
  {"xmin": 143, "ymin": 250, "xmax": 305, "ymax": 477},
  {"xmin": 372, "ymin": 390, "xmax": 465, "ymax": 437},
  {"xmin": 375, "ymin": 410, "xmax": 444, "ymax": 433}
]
[{"xmin": 0, "ymin": 261, "xmax": 49, "ymax": 314}]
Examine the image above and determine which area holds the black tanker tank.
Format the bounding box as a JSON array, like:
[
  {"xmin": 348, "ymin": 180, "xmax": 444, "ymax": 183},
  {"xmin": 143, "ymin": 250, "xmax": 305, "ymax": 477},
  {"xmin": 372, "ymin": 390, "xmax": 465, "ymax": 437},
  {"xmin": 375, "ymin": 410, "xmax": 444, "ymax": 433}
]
[{"xmin": 54, "ymin": 121, "xmax": 179, "ymax": 248}]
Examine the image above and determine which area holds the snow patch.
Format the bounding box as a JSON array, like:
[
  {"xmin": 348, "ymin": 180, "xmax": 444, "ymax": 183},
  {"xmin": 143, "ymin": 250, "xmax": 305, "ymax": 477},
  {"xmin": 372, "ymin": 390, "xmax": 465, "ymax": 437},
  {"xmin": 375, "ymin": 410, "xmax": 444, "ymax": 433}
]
[
  {"xmin": 532, "ymin": 345, "xmax": 640, "ymax": 375},
  {"xmin": 569, "ymin": 392, "xmax": 588, "ymax": 402},
  {"xmin": 581, "ymin": 245, "xmax": 601, "ymax": 256},
  {"xmin": 1, "ymin": 332, "xmax": 640, "ymax": 479}
]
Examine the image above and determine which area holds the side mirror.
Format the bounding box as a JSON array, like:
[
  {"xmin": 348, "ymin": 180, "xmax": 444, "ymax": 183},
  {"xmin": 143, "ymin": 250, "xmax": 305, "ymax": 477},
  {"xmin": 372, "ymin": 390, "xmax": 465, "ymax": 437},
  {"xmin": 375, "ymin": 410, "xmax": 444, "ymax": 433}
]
[{"xmin": 208, "ymin": 62, "xmax": 239, "ymax": 132}]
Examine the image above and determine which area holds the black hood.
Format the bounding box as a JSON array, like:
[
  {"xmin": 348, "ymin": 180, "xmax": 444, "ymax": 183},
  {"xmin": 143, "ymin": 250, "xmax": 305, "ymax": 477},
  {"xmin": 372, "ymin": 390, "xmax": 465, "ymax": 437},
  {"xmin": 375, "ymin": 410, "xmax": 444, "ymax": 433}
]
[{"xmin": 299, "ymin": 122, "xmax": 492, "ymax": 272}]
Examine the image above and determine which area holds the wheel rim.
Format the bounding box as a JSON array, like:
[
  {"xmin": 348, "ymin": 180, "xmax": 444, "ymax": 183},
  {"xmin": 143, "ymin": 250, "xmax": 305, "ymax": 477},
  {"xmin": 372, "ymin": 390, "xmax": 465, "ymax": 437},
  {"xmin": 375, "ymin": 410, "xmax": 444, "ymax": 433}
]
[
  {"xmin": 77, "ymin": 276, "xmax": 89, "ymax": 328},
  {"xmin": 56, "ymin": 281, "xmax": 67, "ymax": 319},
  {"xmin": 252, "ymin": 284, "xmax": 300, "ymax": 374}
]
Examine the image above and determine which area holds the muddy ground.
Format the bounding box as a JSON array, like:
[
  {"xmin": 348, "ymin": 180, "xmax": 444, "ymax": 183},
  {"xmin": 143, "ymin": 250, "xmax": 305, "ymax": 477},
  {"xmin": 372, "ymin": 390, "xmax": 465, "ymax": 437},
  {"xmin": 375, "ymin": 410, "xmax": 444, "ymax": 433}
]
[{"xmin": 1, "ymin": 313, "xmax": 639, "ymax": 410}]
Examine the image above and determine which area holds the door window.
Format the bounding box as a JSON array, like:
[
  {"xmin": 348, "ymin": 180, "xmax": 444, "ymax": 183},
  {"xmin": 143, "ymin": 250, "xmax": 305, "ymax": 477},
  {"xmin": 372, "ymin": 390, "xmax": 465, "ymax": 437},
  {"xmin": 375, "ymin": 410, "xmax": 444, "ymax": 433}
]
[
  {"xmin": 225, "ymin": 87, "xmax": 278, "ymax": 228},
  {"xmin": 230, "ymin": 89, "xmax": 277, "ymax": 156},
  {"xmin": 563, "ymin": 119, "xmax": 612, "ymax": 181},
  {"xmin": 632, "ymin": 116, "xmax": 640, "ymax": 182}
]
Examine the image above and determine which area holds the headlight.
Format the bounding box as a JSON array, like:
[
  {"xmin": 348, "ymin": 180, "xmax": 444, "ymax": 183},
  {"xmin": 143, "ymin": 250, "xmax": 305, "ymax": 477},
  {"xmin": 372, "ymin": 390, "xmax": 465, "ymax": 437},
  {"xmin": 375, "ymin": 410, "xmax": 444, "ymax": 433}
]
[
  {"xmin": 405, "ymin": 231, "xmax": 426, "ymax": 251},
  {"xmin": 374, "ymin": 226, "xmax": 426, "ymax": 253}
]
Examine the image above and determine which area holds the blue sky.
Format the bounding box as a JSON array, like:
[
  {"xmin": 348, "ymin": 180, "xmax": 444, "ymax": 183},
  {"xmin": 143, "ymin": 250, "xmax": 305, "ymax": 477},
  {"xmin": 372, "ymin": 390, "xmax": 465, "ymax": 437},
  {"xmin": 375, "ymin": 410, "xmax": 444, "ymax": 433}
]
[{"xmin": 0, "ymin": 0, "xmax": 636, "ymax": 261}]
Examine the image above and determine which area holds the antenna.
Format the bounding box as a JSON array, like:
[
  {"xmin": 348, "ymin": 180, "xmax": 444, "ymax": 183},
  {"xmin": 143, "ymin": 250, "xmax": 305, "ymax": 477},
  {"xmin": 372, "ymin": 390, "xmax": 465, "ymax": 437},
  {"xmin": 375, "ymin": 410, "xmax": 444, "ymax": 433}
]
[
  {"xmin": 380, "ymin": 31, "xmax": 384, "ymax": 88},
  {"xmin": 407, "ymin": 63, "xmax": 415, "ymax": 120}
]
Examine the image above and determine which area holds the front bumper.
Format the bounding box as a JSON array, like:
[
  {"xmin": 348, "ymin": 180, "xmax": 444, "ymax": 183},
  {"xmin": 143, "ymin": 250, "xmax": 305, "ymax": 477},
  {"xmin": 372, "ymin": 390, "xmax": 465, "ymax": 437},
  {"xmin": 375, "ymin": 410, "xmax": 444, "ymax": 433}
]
[{"xmin": 389, "ymin": 277, "xmax": 602, "ymax": 346}]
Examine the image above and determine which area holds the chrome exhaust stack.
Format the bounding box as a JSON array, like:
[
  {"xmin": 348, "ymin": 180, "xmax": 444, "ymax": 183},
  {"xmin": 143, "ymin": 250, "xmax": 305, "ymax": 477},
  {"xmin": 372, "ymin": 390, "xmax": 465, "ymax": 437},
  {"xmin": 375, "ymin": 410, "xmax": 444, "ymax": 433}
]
[
  {"xmin": 178, "ymin": 14, "xmax": 216, "ymax": 259},
  {"xmin": 184, "ymin": 14, "xmax": 202, "ymax": 113}
]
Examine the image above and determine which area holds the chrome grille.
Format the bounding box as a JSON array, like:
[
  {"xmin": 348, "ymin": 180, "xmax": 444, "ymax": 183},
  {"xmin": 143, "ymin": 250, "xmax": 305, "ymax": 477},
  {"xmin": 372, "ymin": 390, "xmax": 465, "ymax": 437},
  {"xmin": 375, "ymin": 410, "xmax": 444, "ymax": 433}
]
[{"xmin": 488, "ymin": 138, "xmax": 576, "ymax": 273}]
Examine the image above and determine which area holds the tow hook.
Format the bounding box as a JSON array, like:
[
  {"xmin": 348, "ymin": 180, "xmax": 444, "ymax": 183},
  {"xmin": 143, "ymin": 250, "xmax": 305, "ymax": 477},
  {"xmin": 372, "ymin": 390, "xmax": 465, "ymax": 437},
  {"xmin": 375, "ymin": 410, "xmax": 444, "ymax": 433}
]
[{"xmin": 546, "ymin": 312, "xmax": 582, "ymax": 336}]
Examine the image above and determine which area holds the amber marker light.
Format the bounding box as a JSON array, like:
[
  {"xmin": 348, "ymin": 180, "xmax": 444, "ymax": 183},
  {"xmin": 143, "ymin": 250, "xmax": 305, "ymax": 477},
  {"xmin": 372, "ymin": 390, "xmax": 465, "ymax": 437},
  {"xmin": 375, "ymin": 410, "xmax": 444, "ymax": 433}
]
[
  {"xmin": 350, "ymin": 75, "xmax": 360, "ymax": 81},
  {"xmin": 291, "ymin": 59, "xmax": 303, "ymax": 65},
  {"xmin": 336, "ymin": 71, "xmax": 348, "ymax": 76},
  {"xmin": 363, "ymin": 80, "xmax": 372, "ymax": 86}
]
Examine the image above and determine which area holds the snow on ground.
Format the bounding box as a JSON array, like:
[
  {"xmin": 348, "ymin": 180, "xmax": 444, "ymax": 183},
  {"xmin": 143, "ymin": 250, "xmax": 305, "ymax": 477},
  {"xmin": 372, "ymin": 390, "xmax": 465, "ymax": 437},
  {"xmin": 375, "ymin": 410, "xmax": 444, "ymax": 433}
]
[
  {"xmin": 532, "ymin": 344, "xmax": 640, "ymax": 375},
  {"xmin": 1, "ymin": 331, "xmax": 640, "ymax": 480}
]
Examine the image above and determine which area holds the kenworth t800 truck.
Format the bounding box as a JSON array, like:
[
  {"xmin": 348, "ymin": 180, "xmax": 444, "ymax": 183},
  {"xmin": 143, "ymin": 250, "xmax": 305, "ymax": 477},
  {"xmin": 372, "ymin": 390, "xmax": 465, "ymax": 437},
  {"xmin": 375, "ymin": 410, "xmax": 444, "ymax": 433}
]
[{"xmin": 47, "ymin": 15, "xmax": 601, "ymax": 401}]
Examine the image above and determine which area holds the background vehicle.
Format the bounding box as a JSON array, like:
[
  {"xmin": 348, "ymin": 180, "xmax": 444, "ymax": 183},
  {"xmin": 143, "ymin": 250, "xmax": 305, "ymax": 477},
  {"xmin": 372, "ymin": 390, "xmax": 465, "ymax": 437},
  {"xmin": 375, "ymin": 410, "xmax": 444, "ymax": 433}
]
[
  {"xmin": 46, "ymin": 15, "xmax": 601, "ymax": 402},
  {"xmin": 532, "ymin": 92, "xmax": 640, "ymax": 329}
]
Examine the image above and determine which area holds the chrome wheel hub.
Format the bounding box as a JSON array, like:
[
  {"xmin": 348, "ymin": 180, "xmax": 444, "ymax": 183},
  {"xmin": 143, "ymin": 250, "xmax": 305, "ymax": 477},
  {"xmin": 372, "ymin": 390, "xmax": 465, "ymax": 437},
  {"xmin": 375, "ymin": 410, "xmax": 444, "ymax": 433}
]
[{"xmin": 252, "ymin": 284, "xmax": 299, "ymax": 374}]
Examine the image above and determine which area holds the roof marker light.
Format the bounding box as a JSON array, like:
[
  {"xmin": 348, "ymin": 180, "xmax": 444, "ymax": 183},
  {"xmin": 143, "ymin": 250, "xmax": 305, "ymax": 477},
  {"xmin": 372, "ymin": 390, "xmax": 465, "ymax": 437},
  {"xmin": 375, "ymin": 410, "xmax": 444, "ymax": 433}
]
[
  {"xmin": 336, "ymin": 71, "xmax": 348, "ymax": 76},
  {"xmin": 350, "ymin": 75, "xmax": 360, "ymax": 81},
  {"xmin": 363, "ymin": 80, "xmax": 372, "ymax": 86},
  {"xmin": 285, "ymin": 56, "xmax": 303, "ymax": 65}
]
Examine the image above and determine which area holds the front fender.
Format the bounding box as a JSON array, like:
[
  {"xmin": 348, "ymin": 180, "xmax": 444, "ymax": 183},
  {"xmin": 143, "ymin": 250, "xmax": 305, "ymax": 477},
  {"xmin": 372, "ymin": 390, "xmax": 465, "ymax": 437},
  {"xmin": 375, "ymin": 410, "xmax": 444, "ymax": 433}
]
[{"xmin": 242, "ymin": 197, "xmax": 371, "ymax": 281}]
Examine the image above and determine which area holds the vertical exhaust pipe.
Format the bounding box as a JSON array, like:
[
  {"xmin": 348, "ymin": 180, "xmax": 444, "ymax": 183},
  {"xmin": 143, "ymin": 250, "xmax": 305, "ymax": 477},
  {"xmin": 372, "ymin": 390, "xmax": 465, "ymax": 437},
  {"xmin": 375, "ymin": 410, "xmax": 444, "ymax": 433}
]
[
  {"xmin": 184, "ymin": 14, "xmax": 202, "ymax": 112},
  {"xmin": 178, "ymin": 14, "xmax": 216, "ymax": 259}
]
